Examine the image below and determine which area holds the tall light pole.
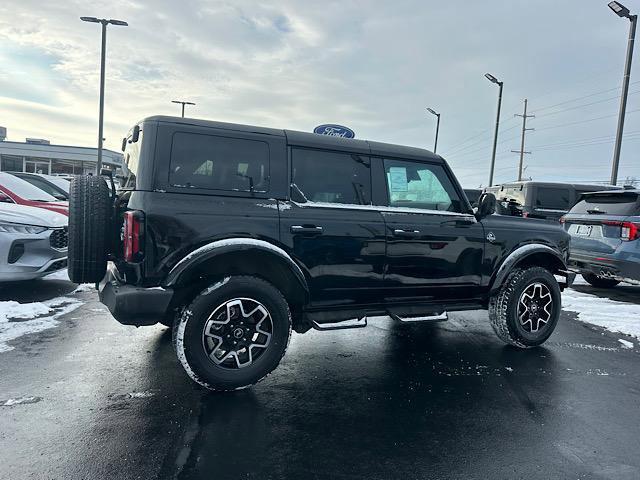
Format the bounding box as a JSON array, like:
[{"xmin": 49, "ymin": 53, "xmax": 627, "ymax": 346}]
[
  {"xmin": 608, "ymin": 1, "xmax": 637, "ymax": 185},
  {"xmin": 80, "ymin": 17, "xmax": 128, "ymax": 175},
  {"xmin": 426, "ymin": 108, "xmax": 441, "ymax": 153},
  {"xmin": 485, "ymin": 73, "xmax": 503, "ymax": 187},
  {"xmin": 172, "ymin": 100, "xmax": 196, "ymax": 118}
]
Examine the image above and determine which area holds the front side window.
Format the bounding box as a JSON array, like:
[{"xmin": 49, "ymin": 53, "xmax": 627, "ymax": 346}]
[
  {"xmin": 384, "ymin": 159, "xmax": 462, "ymax": 212},
  {"xmin": 170, "ymin": 132, "xmax": 270, "ymax": 193},
  {"xmin": 291, "ymin": 148, "xmax": 371, "ymax": 205},
  {"xmin": 536, "ymin": 187, "xmax": 570, "ymax": 210}
]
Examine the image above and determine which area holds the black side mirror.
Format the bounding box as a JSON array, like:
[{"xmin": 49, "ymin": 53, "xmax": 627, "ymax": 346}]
[
  {"xmin": 121, "ymin": 137, "xmax": 127, "ymax": 152},
  {"xmin": 131, "ymin": 125, "xmax": 141, "ymax": 143},
  {"xmin": 476, "ymin": 193, "xmax": 496, "ymax": 220}
]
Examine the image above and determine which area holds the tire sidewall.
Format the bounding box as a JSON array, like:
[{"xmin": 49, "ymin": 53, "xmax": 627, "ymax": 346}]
[
  {"xmin": 505, "ymin": 268, "xmax": 561, "ymax": 347},
  {"xmin": 175, "ymin": 277, "xmax": 291, "ymax": 391}
]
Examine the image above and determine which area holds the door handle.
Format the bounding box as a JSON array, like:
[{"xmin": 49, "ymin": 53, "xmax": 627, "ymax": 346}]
[
  {"xmin": 393, "ymin": 229, "xmax": 421, "ymax": 238},
  {"xmin": 440, "ymin": 218, "xmax": 476, "ymax": 227},
  {"xmin": 291, "ymin": 225, "xmax": 324, "ymax": 234}
]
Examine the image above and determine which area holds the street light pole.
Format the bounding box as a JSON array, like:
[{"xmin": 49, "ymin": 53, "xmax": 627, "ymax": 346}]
[
  {"xmin": 427, "ymin": 108, "xmax": 441, "ymax": 153},
  {"xmin": 608, "ymin": 1, "xmax": 637, "ymax": 185},
  {"xmin": 97, "ymin": 21, "xmax": 107, "ymax": 175},
  {"xmin": 81, "ymin": 17, "xmax": 128, "ymax": 175},
  {"xmin": 485, "ymin": 73, "xmax": 503, "ymax": 187},
  {"xmin": 172, "ymin": 100, "xmax": 196, "ymax": 118}
]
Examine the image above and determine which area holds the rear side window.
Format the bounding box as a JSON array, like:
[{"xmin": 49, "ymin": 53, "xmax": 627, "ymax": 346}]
[
  {"xmin": 291, "ymin": 148, "xmax": 371, "ymax": 205},
  {"xmin": 570, "ymin": 193, "xmax": 639, "ymax": 216},
  {"xmin": 170, "ymin": 132, "xmax": 270, "ymax": 193},
  {"xmin": 384, "ymin": 159, "xmax": 462, "ymax": 212},
  {"xmin": 535, "ymin": 187, "xmax": 570, "ymax": 210}
]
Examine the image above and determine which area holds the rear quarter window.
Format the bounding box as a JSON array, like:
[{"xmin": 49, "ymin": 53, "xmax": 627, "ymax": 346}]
[
  {"xmin": 535, "ymin": 187, "xmax": 570, "ymax": 210},
  {"xmin": 169, "ymin": 132, "xmax": 270, "ymax": 193}
]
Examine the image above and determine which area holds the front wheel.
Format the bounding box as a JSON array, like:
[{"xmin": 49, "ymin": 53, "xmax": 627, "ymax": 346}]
[
  {"xmin": 489, "ymin": 267, "xmax": 561, "ymax": 348},
  {"xmin": 172, "ymin": 276, "xmax": 292, "ymax": 391}
]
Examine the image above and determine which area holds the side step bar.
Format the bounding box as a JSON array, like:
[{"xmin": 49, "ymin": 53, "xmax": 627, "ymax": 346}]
[
  {"xmin": 312, "ymin": 317, "xmax": 368, "ymax": 331},
  {"xmin": 388, "ymin": 312, "xmax": 448, "ymax": 323}
]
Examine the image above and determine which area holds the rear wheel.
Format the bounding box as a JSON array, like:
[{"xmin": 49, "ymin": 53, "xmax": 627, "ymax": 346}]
[
  {"xmin": 489, "ymin": 267, "xmax": 561, "ymax": 348},
  {"xmin": 172, "ymin": 276, "xmax": 292, "ymax": 391},
  {"xmin": 68, "ymin": 175, "xmax": 111, "ymax": 283},
  {"xmin": 582, "ymin": 273, "xmax": 620, "ymax": 289}
]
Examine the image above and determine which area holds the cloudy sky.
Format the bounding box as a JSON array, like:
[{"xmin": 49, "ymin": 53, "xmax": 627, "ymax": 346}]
[{"xmin": 0, "ymin": 0, "xmax": 638, "ymax": 187}]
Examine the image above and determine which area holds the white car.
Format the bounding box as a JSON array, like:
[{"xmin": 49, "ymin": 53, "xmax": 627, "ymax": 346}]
[{"xmin": 0, "ymin": 203, "xmax": 68, "ymax": 282}]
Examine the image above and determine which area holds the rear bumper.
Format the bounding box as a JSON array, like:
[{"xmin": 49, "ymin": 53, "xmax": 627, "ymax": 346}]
[
  {"xmin": 568, "ymin": 252, "xmax": 640, "ymax": 284},
  {"xmin": 99, "ymin": 264, "xmax": 174, "ymax": 326}
]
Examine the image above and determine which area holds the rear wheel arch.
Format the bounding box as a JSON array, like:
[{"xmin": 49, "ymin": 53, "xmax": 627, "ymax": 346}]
[{"xmin": 164, "ymin": 240, "xmax": 309, "ymax": 325}]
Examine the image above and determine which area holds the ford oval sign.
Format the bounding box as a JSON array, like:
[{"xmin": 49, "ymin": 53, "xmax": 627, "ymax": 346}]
[{"xmin": 313, "ymin": 124, "xmax": 355, "ymax": 139}]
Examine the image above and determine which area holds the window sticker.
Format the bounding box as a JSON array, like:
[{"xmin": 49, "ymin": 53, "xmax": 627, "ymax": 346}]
[{"xmin": 389, "ymin": 167, "xmax": 408, "ymax": 192}]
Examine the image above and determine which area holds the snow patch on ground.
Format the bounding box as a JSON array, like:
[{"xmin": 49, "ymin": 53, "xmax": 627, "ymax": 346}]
[
  {"xmin": 1, "ymin": 396, "xmax": 42, "ymax": 406},
  {"xmin": 0, "ymin": 297, "xmax": 82, "ymax": 353},
  {"xmin": 128, "ymin": 391, "xmax": 155, "ymax": 399},
  {"xmin": 562, "ymin": 287, "xmax": 640, "ymax": 339},
  {"xmin": 73, "ymin": 284, "xmax": 94, "ymax": 293},
  {"xmin": 618, "ymin": 339, "xmax": 634, "ymax": 349}
]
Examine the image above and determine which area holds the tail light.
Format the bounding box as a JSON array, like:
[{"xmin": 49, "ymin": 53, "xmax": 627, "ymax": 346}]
[
  {"xmin": 602, "ymin": 220, "xmax": 640, "ymax": 241},
  {"xmin": 123, "ymin": 210, "xmax": 144, "ymax": 261}
]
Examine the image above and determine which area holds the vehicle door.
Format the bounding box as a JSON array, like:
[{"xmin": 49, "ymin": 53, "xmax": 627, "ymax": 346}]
[
  {"xmin": 379, "ymin": 157, "xmax": 485, "ymax": 301},
  {"xmin": 279, "ymin": 147, "xmax": 386, "ymax": 307}
]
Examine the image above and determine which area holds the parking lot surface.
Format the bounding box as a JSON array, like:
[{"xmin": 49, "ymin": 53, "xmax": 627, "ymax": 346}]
[{"xmin": 1, "ymin": 278, "xmax": 639, "ymax": 480}]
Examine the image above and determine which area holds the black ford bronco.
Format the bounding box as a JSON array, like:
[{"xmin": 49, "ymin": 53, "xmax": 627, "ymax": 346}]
[{"xmin": 68, "ymin": 116, "xmax": 573, "ymax": 391}]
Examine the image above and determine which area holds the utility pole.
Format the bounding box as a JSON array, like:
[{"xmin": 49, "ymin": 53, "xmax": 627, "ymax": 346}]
[{"xmin": 511, "ymin": 99, "xmax": 535, "ymax": 181}]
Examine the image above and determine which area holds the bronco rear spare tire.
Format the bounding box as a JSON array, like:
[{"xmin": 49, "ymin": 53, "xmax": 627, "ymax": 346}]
[{"xmin": 68, "ymin": 175, "xmax": 111, "ymax": 283}]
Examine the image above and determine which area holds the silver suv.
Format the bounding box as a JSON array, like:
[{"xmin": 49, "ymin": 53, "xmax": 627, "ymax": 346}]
[
  {"xmin": 0, "ymin": 203, "xmax": 68, "ymax": 282},
  {"xmin": 563, "ymin": 189, "xmax": 640, "ymax": 287}
]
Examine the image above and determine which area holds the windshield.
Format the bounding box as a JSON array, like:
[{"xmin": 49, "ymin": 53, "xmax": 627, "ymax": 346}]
[
  {"xmin": 46, "ymin": 175, "xmax": 70, "ymax": 193},
  {"xmin": 570, "ymin": 192, "xmax": 639, "ymax": 216},
  {"xmin": 0, "ymin": 173, "xmax": 58, "ymax": 202}
]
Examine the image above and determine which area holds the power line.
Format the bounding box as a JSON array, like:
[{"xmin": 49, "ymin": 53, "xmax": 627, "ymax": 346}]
[
  {"xmin": 529, "ymin": 130, "xmax": 640, "ymax": 148},
  {"xmin": 535, "ymin": 107, "xmax": 640, "ymax": 132},
  {"xmin": 531, "ymin": 80, "xmax": 640, "ymax": 114},
  {"xmin": 534, "ymin": 90, "xmax": 640, "ymax": 119}
]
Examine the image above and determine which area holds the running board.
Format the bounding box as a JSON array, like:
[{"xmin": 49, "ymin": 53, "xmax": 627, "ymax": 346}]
[
  {"xmin": 388, "ymin": 312, "xmax": 448, "ymax": 323},
  {"xmin": 312, "ymin": 317, "xmax": 368, "ymax": 331}
]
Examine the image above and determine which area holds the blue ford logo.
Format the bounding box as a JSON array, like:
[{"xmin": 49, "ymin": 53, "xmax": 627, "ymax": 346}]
[{"xmin": 313, "ymin": 124, "xmax": 355, "ymax": 139}]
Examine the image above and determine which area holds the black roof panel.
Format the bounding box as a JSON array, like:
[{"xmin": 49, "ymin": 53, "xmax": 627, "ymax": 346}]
[{"xmin": 143, "ymin": 115, "xmax": 443, "ymax": 163}]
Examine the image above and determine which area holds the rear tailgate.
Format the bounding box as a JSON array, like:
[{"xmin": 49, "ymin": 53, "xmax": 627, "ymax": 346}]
[{"xmin": 563, "ymin": 191, "xmax": 640, "ymax": 254}]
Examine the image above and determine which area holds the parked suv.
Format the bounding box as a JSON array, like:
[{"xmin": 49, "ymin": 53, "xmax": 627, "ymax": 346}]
[
  {"xmin": 485, "ymin": 181, "xmax": 621, "ymax": 221},
  {"xmin": 563, "ymin": 189, "xmax": 640, "ymax": 287},
  {"xmin": 68, "ymin": 116, "xmax": 572, "ymax": 391}
]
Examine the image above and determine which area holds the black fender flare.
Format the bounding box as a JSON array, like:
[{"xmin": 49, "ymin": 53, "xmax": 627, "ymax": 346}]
[
  {"xmin": 489, "ymin": 244, "xmax": 568, "ymax": 294},
  {"xmin": 162, "ymin": 238, "xmax": 309, "ymax": 298}
]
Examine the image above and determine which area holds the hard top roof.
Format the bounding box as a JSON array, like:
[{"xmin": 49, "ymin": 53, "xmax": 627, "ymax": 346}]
[{"xmin": 143, "ymin": 115, "xmax": 442, "ymax": 163}]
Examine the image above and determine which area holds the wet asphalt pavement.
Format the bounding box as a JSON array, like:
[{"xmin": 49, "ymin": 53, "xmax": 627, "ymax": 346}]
[{"xmin": 1, "ymin": 279, "xmax": 640, "ymax": 480}]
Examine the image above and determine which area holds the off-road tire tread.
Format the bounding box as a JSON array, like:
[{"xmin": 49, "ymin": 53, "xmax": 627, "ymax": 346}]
[
  {"xmin": 489, "ymin": 266, "xmax": 559, "ymax": 349},
  {"xmin": 172, "ymin": 275, "xmax": 292, "ymax": 392},
  {"xmin": 68, "ymin": 175, "xmax": 111, "ymax": 283}
]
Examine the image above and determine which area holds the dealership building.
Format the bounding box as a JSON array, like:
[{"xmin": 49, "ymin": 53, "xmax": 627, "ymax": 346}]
[{"xmin": 0, "ymin": 126, "xmax": 123, "ymax": 175}]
